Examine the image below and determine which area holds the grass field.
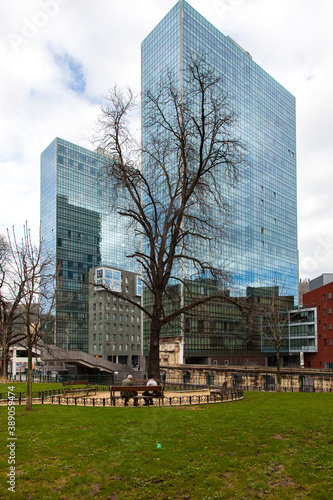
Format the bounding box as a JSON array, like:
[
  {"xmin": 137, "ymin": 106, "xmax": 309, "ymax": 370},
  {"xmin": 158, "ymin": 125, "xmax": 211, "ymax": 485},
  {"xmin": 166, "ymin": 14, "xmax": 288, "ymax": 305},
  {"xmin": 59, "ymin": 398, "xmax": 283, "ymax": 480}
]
[
  {"xmin": 0, "ymin": 382, "xmax": 63, "ymax": 397},
  {"xmin": 1, "ymin": 390, "xmax": 333, "ymax": 499}
]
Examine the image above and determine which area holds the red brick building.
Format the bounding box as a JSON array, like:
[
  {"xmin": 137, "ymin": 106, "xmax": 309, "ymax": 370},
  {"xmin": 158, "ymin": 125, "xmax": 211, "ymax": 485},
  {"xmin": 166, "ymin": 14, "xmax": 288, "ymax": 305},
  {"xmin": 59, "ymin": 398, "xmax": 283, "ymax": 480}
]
[{"xmin": 303, "ymin": 275, "xmax": 333, "ymax": 369}]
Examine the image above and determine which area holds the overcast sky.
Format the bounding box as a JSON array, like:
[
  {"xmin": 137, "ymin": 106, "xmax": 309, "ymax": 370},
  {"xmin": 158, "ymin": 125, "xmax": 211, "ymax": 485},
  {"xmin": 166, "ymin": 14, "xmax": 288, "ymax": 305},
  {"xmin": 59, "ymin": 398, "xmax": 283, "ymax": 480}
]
[{"xmin": 1, "ymin": 0, "xmax": 332, "ymax": 280}]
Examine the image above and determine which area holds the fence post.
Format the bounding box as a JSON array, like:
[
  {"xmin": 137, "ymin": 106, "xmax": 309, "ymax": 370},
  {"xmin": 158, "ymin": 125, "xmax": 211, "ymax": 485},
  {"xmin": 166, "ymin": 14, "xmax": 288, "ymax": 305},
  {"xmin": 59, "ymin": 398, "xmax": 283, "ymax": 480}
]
[{"xmin": 299, "ymin": 374, "xmax": 304, "ymax": 392}]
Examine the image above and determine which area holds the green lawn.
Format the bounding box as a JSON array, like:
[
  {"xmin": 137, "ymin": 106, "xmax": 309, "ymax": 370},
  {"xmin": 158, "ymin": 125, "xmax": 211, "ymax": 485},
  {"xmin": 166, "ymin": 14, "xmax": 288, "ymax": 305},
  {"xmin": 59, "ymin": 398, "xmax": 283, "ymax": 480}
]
[
  {"xmin": 1, "ymin": 392, "xmax": 333, "ymax": 499},
  {"xmin": 0, "ymin": 382, "xmax": 63, "ymax": 397}
]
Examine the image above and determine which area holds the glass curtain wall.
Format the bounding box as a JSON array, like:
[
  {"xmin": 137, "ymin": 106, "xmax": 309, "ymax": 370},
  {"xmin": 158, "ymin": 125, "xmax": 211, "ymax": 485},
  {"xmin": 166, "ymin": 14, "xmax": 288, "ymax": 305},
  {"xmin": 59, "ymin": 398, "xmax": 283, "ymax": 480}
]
[
  {"xmin": 142, "ymin": 0, "xmax": 298, "ymax": 361},
  {"xmin": 41, "ymin": 138, "xmax": 140, "ymax": 352}
]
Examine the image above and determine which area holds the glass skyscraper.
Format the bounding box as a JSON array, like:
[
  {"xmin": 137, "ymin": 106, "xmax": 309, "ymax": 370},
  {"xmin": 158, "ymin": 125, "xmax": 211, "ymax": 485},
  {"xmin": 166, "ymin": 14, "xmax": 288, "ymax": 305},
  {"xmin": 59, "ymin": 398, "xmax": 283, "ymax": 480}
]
[
  {"xmin": 40, "ymin": 138, "xmax": 140, "ymax": 352},
  {"xmin": 141, "ymin": 1, "xmax": 298, "ymax": 363}
]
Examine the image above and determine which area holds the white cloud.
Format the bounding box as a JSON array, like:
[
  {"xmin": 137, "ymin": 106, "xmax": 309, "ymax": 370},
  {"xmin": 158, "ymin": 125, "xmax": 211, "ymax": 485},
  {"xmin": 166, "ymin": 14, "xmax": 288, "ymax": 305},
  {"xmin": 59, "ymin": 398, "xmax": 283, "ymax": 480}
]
[{"xmin": 1, "ymin": 0, "xmax": 332, "ymax": 279}]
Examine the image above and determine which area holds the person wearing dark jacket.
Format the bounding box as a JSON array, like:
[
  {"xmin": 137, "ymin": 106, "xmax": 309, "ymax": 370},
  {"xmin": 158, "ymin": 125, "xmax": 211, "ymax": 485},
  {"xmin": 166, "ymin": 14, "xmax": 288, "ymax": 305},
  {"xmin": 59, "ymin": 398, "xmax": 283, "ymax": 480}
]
[{"xmin": 121, "ymin": 374, "xmax": 138, "ymax": 406}]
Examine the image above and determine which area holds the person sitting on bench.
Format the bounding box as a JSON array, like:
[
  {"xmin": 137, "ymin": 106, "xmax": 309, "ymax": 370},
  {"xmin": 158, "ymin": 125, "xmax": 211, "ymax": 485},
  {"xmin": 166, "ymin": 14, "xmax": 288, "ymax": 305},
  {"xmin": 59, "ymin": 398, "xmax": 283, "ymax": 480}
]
[
  {"xmin": 120, "ymin": 374, "xmax": 138, "ymax": 406},
  {"xmin": 142, "ymin": 374, "xmax": 158, "ymax": 406}
]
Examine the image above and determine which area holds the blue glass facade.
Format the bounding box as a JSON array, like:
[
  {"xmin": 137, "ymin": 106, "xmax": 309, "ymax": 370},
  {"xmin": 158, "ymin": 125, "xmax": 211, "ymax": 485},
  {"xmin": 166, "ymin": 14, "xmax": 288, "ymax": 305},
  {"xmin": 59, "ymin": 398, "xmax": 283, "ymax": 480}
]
[
  {"xmin": 40, "ymin": 138, "xmax": 139, "ymax": 352},
  {"xmin": 141, "ymin": 1, "xmax": 298, "ymax": 361},
  {"xmin": 142, "ymin": 0, "xmax": 298, "ymax": 300}
]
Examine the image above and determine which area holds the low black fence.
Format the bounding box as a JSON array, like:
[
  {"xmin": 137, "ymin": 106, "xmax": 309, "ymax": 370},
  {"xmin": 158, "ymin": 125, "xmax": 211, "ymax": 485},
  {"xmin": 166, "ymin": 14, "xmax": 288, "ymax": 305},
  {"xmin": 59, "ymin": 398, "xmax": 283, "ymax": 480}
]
[
  {"xmin": 233, "ymin": 385, "xmax": 333, "ymax": 393},
  {"xmin": 0, "ymin": 389, "xmax": 244, "ymax": 407},
  {"xmin": 9, "ymin": 373, "xmax": 117, "ymax": 384},
  {"xmin": 0, "ymin": 386, "xmax": 112, "ymax": 402},
  {"xmin": 165, "ymin": 382, "xmax": 333, "ymax": 393},
  {"xmin": 2, "ymin": 384, "xmax": 333, "ymax": 403},
  {"xmin": 0, "ymin": 389, "xmax": 61, "ymax": 402}
]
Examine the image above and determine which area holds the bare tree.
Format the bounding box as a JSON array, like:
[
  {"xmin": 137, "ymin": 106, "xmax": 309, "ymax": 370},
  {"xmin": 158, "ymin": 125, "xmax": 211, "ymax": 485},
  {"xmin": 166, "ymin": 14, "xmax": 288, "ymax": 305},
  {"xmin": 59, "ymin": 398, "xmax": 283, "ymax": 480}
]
[
  {"xmin": 0, "ymin": 224, "xmax": 62, "ymax": 408},
  {"xmin": 17, "ymin": 225, "xmax": 62, "ymax": 410},
  {"xmin": 248, "ymin": 287, "xmax": 294, "ymax": 392},
  {"xmin": 0, "ymin": 230, "xmax": 28, "ymax": 380},
  {"xmin": 94, "ymin": 55, "xmax": 245, "ymax": 378}
]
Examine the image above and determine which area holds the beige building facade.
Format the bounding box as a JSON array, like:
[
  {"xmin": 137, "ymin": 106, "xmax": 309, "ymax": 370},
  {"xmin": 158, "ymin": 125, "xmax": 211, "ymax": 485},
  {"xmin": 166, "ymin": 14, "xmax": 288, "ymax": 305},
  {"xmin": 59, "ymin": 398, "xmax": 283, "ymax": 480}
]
[{"xmin": 88, "ymin": 266, "xmax": 142, "ymax": 368}]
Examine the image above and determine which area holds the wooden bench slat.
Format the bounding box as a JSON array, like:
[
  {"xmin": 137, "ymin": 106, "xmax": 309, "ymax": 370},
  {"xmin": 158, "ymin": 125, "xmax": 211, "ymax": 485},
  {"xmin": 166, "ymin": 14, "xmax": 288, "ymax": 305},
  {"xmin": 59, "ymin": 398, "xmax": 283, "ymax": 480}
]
[
  {"xmin": 62, "ymin": 380, "xmax": 98, "ymax": 397},
  {"xmin": 110, "ymin": 385, "xmax": 164, "ymax": 406},
  {"xmin": 110, "ymin": 385, "xmax": 163, "ymax": 392}
]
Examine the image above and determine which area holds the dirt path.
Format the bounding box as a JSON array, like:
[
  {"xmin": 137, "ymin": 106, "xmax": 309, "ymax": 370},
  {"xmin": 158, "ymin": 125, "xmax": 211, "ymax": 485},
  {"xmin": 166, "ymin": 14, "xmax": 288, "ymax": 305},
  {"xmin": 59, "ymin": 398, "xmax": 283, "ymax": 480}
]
[{"xmin": 97, "ymin": 389, "xmax": 210, "ymax": 399}]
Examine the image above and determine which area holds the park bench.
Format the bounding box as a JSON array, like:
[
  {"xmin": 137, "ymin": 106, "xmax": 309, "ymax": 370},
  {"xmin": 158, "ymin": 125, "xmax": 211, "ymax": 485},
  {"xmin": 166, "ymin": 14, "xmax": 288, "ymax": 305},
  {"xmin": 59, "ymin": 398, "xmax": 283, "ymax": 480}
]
[
  {"xmin": 209, "ymin": 381, "xmax": 230, "ymax": 397},
  {"xmin": 110, "ymin": 384, "xmax": 164, "ymax": 406},
  {"xmin": 62, "ymin": 380, "xmax": 98, "ymax": 398}
]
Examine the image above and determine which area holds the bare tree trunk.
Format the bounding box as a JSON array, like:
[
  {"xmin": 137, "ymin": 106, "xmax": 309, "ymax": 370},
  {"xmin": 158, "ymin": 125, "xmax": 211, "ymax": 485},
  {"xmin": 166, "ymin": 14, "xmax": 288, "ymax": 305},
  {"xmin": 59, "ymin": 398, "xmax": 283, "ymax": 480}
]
[
  {"xmin": 1, "ymin": 345, "xmax": 9, "ymax": 380},
  {"xmin": 276, "ymin": 348, "xmax": 281, "ymax": 392},
  {"xmin": 147, "ymin": 311, "xmax": 162, "ymax": 379},
  {"xmin": 25, "ymin": 342, "xmax": 33, "ymax": 411}
]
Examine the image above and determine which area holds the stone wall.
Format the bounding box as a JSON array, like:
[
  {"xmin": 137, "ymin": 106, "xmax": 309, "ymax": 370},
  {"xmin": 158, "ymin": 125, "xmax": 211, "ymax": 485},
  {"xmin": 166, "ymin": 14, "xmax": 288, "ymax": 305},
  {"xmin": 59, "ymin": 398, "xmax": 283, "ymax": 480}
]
[
  {"xmin": 159, "ymin": 336, "xmax": 183, "ymax": 366},
  {"xmin": 161, "ymin": 364, "xmax": 333, "ymax": 391}
]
